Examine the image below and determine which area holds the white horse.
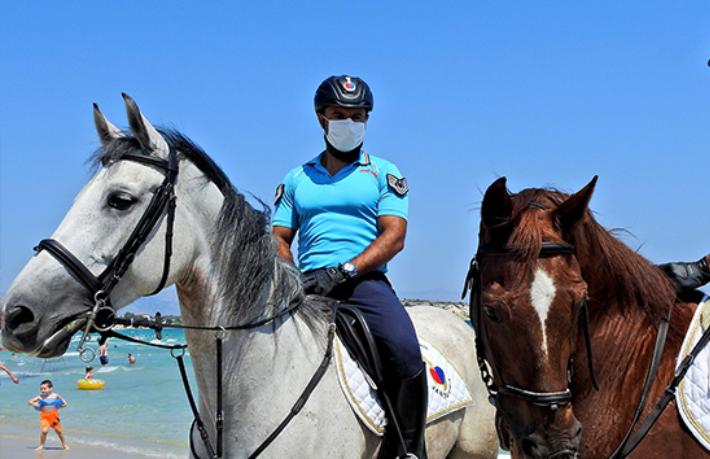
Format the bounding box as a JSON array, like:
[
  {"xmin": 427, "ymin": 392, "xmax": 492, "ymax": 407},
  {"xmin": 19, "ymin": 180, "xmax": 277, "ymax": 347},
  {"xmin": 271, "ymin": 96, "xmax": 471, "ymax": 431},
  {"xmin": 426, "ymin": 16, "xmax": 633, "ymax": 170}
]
[{"xmin": 1, "ymin": 95, "xmax": 497, "ymax": 458}]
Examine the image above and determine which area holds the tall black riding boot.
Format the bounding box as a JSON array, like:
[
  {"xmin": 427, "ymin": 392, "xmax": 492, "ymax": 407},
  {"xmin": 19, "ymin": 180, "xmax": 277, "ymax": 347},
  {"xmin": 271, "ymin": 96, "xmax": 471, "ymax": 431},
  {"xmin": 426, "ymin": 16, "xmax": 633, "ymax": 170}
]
[
  {"xmin": 388, "ymin": 366, "xmax": 428, "ymax": 459},
  {"xmin": 377, "ymin": 366, "xmax": 429, "ymax": 459}
]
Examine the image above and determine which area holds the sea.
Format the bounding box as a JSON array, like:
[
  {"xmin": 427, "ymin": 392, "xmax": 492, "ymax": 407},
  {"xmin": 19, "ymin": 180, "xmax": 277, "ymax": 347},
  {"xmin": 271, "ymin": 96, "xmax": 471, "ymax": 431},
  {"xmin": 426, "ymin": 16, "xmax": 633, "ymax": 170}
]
[
  {"xmin": 1, "ymin": 325, "xmax": 509, "ymax": 459},
  {"xmin": 0, "ymin": 328, "xmax": 194, "ymax": 458}
]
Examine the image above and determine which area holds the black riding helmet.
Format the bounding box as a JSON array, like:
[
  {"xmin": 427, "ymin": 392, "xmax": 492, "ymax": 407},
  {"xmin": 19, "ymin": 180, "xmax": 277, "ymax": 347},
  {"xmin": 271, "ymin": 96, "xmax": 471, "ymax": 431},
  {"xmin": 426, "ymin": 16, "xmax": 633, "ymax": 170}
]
[{"xmin": 314, "ymin": 75, "xmax": 374, "ymax": 113}]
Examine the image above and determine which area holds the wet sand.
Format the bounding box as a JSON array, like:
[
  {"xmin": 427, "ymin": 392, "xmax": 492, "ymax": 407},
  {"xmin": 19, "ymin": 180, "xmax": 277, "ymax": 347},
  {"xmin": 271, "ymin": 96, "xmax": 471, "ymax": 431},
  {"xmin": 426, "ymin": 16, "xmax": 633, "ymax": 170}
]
[{"xmin": 0, "ymin": 423, "xmax": 159, "ymax": 459}]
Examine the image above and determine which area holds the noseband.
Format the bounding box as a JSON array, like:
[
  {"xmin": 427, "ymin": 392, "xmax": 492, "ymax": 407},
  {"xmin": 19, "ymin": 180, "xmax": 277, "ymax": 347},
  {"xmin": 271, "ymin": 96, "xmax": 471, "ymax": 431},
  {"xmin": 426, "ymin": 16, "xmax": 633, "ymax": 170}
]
[
  {"xmin": 462, "ymin": 237, "xmax": 599, "ymax": 413},
  {"xmin": 34, "ymin": 149, "xmax": 179, "ymax": 358}
]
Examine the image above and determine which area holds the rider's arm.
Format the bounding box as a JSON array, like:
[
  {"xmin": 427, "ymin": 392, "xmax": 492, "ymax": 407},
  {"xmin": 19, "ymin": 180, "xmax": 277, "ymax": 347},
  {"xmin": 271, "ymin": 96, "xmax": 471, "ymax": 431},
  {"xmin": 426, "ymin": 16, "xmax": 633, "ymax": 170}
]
[
  {"xmin": 348, "ymin": 162, "xmax": 409, "ymax": 275},
  {"xmin": 658, "ymin": 254, "xmax": 710, "ymax": 291},
  {"xmin": 273, "ymin": 226, "xmax": 296, "ymax": 265},
  {"xmin": 350, "ymin": 216, "xmax": 407, "ymax": 275},
  {"xmin": 272, "ymin": 173, "xmax": 299, "ymax": 265}
]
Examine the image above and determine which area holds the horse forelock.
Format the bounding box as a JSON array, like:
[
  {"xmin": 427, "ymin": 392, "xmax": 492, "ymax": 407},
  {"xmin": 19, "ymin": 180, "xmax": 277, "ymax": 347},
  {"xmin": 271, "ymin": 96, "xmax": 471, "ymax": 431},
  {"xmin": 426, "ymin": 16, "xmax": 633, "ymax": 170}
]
[
  {"xmin": 89, "ymin": 128, "xmax": 326, "ymax": 328},
  {"xmin": 503, "ymin": 188, "xmax": 567, "ymax": 269},
  {"xmin": 507, "ymin": 187, "xmax": 677, "ymax": 325}
]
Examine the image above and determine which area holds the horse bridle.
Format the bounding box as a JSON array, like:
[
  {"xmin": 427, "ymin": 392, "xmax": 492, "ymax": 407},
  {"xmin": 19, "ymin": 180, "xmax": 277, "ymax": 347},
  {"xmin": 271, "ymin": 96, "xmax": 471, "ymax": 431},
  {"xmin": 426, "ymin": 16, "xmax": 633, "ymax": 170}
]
[
  {"xmin": 34, "ymin": 148, "xmax": 179, "ymax": 359},
  {"xmin": 462, "ymin": 239, "xmax": 599, "ymax": 413},
  {"xmin": 30, "ymin": 146, "xmax": 341, "ymax": 458}
]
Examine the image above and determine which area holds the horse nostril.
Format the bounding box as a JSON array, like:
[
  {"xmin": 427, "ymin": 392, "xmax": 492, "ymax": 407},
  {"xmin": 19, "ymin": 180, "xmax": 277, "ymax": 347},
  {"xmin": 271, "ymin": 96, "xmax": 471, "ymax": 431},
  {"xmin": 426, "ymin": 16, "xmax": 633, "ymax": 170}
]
[{"xmin": 5, "ymin": 305, "xmax": 37, "ymax": 336}]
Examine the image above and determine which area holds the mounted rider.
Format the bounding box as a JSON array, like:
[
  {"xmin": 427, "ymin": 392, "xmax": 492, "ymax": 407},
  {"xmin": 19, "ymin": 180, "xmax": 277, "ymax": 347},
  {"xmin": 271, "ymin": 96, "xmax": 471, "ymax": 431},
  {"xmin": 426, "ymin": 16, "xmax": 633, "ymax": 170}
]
[{"xmin": 272, "ymin": 75, "xmax": 427, "ymax": 458}]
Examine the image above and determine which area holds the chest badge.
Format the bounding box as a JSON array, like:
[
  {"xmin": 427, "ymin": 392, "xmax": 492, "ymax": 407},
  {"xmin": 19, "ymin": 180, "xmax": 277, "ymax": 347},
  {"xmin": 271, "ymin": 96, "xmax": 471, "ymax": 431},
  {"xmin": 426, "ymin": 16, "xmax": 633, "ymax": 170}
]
[{"xmin": 386, "ymin": 174, "xmax": 409, "ymax": 197}]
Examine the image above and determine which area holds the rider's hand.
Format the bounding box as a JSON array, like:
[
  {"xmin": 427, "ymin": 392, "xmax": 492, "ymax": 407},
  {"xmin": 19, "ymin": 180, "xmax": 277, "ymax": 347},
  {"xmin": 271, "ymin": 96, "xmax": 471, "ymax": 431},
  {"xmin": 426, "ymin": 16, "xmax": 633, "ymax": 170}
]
[
  {"xmin": 658, "ymin": 257, "xmax": 710, "ymax": 292},
  {"xmin": 301, "ymin": 266, "xmax": 347, "ymax": 296}
]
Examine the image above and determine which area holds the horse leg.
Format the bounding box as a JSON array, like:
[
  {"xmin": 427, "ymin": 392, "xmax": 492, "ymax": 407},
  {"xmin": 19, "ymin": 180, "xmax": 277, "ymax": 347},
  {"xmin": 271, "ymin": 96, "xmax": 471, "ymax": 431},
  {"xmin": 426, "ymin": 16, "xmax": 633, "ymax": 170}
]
[{"xmin": 446, "ymin": 405, "xmax": 498, "ymax": 459}]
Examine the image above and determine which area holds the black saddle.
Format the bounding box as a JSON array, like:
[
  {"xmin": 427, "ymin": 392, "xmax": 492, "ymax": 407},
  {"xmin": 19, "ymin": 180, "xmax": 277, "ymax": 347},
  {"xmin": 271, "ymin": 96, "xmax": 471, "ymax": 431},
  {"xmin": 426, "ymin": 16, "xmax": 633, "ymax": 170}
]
[
  {"xmin": 679, "ymin": 289, "xmax": 706, "ymax": 305},
  {"xmin": 334, "ymin": 303, "xmax": 386, "ymax": 390}
]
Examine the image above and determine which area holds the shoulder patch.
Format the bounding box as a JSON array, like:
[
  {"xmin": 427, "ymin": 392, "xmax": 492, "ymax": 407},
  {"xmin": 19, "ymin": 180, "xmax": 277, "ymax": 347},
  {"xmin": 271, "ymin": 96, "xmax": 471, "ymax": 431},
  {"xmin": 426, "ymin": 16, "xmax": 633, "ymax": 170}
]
[
  {"xmin": 274, "ymin": 184, "xmax": 285, "ymax": 205},
  {"xmin": 386, "ymin": 174, "xmax": 409, "ymax": 197}
]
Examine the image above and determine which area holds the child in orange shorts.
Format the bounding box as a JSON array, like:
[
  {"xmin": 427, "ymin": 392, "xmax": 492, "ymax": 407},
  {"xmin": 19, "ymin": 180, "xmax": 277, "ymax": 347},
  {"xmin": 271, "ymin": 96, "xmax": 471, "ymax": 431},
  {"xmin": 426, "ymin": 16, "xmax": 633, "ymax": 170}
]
[{"xmin": 28, "ymin": 379, "xmax": 69, "ymax": 450}]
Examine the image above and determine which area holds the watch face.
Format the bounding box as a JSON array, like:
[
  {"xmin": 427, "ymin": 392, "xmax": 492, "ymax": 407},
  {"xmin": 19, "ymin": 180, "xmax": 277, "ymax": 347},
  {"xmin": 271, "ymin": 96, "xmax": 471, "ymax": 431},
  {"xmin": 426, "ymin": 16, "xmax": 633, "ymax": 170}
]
[{"xmin": 342, "ymin": 262, "xmax": 357, "ymax": 277}]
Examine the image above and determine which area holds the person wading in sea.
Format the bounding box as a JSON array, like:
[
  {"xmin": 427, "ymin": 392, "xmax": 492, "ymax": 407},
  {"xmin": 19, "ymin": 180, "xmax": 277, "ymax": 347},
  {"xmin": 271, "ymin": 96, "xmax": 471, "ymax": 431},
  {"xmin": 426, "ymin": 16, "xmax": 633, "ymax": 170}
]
[
  {"xmin": 0, "ymin": 361, "xmax": 19, "ymax": 385},
  {"xmin": 272, "ymin": 75, "xmax": 427, "ymax": 458}
]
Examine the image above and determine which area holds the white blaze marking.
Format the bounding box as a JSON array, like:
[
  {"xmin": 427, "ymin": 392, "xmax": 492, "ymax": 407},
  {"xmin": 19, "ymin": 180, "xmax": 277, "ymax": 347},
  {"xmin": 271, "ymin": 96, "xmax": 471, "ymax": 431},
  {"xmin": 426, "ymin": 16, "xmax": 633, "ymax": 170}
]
[{"xmin": 530, "ymin": 268, "xmax": 557, "ymax": 358}]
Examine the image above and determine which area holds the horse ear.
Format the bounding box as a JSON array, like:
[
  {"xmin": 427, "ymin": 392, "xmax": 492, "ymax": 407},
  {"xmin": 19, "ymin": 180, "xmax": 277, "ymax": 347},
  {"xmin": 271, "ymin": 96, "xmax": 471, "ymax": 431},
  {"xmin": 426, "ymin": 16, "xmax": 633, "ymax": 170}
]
[
  {"xmin": 554, "ymin": 176, "xmax": 598, "ymax": 232},
  {"xmin": 93, "ymin": 103, "xmax": 124, "ymax": 145},
  {"xmin": 481, "ymin": 177, "xmax": 513, "ymax": 228},
  {"xmin": 122, "ymin": 93, "xmax": 169, "ymax": 158}
]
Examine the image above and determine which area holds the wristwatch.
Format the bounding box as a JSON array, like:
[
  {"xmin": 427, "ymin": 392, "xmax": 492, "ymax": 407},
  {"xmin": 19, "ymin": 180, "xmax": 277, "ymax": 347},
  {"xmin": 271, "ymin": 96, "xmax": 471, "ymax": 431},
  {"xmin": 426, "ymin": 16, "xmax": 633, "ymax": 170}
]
[{"xmin": 339, "ymin": 261, "xmax": 359, "ymax": 280}]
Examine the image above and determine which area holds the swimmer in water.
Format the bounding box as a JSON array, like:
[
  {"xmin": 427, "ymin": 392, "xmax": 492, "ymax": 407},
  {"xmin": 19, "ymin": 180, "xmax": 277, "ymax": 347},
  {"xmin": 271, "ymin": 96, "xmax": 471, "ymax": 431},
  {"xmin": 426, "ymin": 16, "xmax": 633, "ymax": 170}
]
[
  {"xmin": 0, "ymin": 362, "xmax": 19, "ymax": 384},
  {"xmin": 98, "ymin": 335, "xmax": 109, "ymax": 366}
]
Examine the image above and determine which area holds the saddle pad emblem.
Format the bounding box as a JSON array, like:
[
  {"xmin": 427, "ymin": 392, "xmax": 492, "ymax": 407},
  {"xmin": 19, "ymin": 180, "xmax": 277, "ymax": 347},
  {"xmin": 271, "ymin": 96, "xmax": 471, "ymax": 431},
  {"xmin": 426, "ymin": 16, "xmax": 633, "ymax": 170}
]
[
  {"xmin": 428, "ymin": 365, "xmax": 451, "ymax": 398},
  {"xmin": 430, "ymin": 366, "xmax": 445, "ymax": 385},
  {"xmin": 335, "ymin": 337, "xmax": 473, "ymax": 435}
]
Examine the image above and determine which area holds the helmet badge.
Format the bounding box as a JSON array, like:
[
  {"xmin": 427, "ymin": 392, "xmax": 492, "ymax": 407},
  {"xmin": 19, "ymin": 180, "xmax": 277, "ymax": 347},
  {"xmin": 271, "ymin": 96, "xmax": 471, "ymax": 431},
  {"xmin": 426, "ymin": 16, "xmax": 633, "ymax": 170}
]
[{"xmin": 343, "ymin": 77, "xmax": 357, "ymax": 93}]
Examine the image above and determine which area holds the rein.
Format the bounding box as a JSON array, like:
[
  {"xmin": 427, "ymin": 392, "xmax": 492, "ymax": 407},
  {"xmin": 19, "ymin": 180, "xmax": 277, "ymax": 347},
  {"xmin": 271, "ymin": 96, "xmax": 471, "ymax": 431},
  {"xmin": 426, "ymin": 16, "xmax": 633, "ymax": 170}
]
[
  {"xmin": 31, "ymin": 149, "xmax": 337, "ymax": 458},
  {"xmin": 96, "ymin": 301, "xmax": 337, "ymax": 459}
]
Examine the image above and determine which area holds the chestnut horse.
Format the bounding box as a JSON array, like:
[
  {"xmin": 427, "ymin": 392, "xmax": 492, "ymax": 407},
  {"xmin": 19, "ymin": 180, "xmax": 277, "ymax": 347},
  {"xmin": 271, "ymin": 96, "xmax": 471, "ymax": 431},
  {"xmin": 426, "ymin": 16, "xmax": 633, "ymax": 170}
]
[{"xmin": 466, "ymin": 176, "xmax": 705, "ymax": 458}]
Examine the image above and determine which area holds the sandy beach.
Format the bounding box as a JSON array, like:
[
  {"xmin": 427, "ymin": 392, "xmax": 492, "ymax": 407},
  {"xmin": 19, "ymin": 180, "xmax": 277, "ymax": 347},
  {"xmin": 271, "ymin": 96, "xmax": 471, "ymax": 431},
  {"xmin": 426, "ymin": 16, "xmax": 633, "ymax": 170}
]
[
  {"xmin": 0, "ymin": 426, "xmax": 511, "ymax": 459},
  {"xmin": 0, "ymin": 422, "xmax": 167, "ymax": 459}
]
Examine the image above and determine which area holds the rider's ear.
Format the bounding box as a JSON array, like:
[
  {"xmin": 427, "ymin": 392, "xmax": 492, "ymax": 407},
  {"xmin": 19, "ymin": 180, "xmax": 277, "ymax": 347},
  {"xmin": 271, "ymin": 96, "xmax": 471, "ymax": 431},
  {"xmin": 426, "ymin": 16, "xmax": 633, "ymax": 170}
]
[
  {"xmin": 93, "ymin": 103, "xmax": 125, "ymax": 146},
  {"xmin": 554, "ymin": 176, "xmax": 598, "ymax": 234},
  {"xmin": 481, "ymin": 177, "xmax": 513, "ymax": 228},
  {"xmin": 122, "ymin": 93, "xmax": 170, "ymax": 159}
]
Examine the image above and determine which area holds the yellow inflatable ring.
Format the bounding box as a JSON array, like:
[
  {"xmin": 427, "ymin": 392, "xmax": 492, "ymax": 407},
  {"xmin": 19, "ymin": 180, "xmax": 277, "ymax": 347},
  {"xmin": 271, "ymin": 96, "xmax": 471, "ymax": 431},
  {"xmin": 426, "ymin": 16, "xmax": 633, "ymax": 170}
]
[{"xmin": 76, "ymin": 379, "xmax": 105, "ymax": 390}]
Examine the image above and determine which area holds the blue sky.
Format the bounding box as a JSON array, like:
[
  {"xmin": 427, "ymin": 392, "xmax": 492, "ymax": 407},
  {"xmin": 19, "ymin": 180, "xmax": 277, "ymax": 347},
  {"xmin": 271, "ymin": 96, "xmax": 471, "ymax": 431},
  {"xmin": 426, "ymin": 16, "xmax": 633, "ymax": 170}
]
[{"xmin": 2, "ymin": 2, "xmax": 709, "ymax": 314}]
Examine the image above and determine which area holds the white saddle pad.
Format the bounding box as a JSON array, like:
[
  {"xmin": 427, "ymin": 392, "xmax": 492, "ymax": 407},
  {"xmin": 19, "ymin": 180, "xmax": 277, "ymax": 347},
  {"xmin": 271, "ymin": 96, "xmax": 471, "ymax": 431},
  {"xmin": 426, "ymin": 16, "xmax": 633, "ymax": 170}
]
[
  {"xmin": 334, "ymin": 337, "xmax": 474, "ymax": 435},
  {"xmin": 676, "ymin": 299, "xmax": 710, "ymax": 451}
]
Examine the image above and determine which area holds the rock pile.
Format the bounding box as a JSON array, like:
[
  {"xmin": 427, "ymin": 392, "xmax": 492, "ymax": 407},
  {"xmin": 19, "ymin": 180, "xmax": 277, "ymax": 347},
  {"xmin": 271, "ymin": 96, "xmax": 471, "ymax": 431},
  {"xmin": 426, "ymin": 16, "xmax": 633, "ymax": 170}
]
[{"xmin": 402, "ymin": 299, "xmax": 470, "ymax": 321}]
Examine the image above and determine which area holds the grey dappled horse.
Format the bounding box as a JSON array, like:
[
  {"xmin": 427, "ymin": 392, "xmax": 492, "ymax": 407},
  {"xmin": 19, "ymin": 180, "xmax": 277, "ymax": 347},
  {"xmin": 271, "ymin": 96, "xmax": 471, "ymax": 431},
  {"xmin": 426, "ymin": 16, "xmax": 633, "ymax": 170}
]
[{"xmin": 1, "ymin": 96, "xmax": 497, "ymax": 458}]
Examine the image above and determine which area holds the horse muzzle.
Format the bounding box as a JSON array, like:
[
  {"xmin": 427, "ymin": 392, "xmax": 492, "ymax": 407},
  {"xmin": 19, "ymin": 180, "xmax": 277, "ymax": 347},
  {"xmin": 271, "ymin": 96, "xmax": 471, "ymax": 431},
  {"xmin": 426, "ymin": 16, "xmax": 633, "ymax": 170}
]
[
  {"xmin": 519, "ymin": 421, "xmax": 582, "ymax": 459},
  {"xmin": 2, "ymin": 299, "xmax": 88, "ymax": 357}
]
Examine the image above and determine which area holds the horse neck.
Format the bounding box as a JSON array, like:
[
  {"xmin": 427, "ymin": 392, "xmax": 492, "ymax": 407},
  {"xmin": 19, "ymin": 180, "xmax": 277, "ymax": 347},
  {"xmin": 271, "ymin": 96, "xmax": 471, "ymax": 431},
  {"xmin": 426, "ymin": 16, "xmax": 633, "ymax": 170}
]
[
  {"xmin": 569, "ymin": 218, "xmax": 694, "ymax": 453},
  {"xmin": 177, "ymin": 256, "xmax": 324, "ymax": 455},
  {"xmin": 171, "ymin": 174, "xmax": 327, "ymax": 453}
]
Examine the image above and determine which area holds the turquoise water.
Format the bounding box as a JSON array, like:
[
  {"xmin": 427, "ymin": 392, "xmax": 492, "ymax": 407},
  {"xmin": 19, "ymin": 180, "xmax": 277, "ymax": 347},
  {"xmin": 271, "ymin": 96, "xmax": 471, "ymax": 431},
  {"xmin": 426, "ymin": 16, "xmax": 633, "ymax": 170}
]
[{"xmin": 0, "ymin": 329, "xmax": 195, "ymax": 457}]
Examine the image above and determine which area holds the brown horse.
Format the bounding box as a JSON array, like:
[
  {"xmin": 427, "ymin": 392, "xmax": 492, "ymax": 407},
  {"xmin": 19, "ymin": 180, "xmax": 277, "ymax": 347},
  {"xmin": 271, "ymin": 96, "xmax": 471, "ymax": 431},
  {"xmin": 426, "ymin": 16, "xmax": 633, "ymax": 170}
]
[{"xmin": 468, "ymin": 176, "xmax": 705, "ymax": 458}]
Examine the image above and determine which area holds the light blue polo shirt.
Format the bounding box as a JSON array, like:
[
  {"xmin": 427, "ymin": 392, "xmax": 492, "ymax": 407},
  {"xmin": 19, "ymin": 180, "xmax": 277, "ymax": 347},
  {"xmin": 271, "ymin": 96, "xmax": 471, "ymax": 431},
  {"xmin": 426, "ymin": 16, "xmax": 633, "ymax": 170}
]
[{"xmin": 272, "ymin": 151, "xmax": 408, "ymax": 272}]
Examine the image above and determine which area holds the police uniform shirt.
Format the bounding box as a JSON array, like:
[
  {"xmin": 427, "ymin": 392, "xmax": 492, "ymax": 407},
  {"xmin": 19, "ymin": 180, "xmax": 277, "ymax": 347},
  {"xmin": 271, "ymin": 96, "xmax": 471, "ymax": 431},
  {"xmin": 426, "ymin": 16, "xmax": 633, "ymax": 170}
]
[{"xmin": 272, "ymin": 151, "xmax": 408, "ymax": 272}]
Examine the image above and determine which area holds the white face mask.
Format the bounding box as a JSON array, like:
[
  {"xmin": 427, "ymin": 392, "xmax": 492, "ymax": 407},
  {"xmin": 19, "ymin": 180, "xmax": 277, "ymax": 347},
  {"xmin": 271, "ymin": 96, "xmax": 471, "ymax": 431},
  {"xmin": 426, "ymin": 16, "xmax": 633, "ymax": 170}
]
[{"xmin": 325, "ymin": 118, "xmax": 366, "ymax": 152}]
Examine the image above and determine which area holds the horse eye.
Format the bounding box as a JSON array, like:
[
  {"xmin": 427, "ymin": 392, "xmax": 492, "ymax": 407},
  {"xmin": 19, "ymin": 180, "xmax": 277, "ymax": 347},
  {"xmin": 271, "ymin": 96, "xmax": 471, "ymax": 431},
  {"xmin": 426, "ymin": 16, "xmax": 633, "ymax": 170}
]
[
  {"xmin": 483, "ymin": 305, "xmax": 502, "ymax": 323},
  {"xmin": 107, "ymin": 192, "xmax": 137, "ymax": 211}
]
